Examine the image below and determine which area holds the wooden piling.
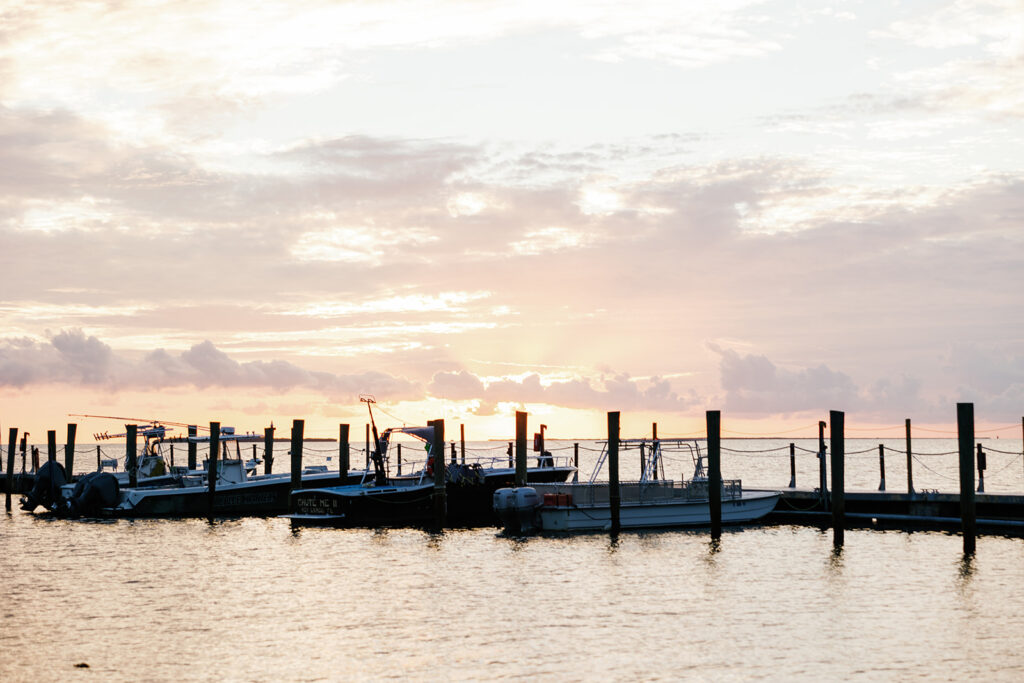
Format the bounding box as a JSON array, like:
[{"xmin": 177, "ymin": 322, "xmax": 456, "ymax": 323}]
[
  {"xmin": 5, "ymin": 428, "xmax": 16, "ymax": 511},
  {"xmin": 264, "ymin": 427, "xmax": 274, "ymax": 474},
  {"xmin": 788, "ymin": 443, "xmax": 796, "ymax": 488},
  {"xmin": 207, "ymin": 421, "xmax": 220, "ymax": 518},
  {"xmin": 608, "ymin": 411, "xmax": 621, "ymax": 534},
  {"xmin": 47, "ymin": 430, "xmax": 57, "ymax": 463},
  {"xmin": 397, "ymin": 443, "xmax": 402, "ymax": 475},
  {"xmin": 65, "ymin": 423, "xmax": 77, "ymax": 478},
  {"xmin": 339, "ymin": 424, "xmax": 350, "ymax": 477},
  {"xmin": 573, "ymin": 443, "xmax": 579, "ymax": 482},
  {"xmin": 365, "ymin": 424, "xmax": 370, "ymax": 469},
  {"xmin": 96, "ymin": 445, "xmax": 100, "ymax": 472},
  {"xmin": 290, "ymin": 419, "xmax": 304, "ymax": 493},
  {"xmin": 707, "ymin": 410, "xmax": 722, "ymax": 540},
  {"xmin": 188, "ymin": 425, "xmax": 198, "ymax": 470},
  {"xmin": 515, "ymin": 412, "xmax": 527, "ymax": 488},
  {"xmin": 450, "ymin": 441, "xmax": 456, "ymax": 465},
  {"xmin": 976, "ymin": 443, "xmax": 986, "ymax": 494},
  {"xmin": 653, "ymin": 423, "xmax": 660, "ymax": 480},
  {"xmin": 906, "ymin": 418, "xmax": 914, "ymax": 495},
  {"xmin": 957, "ymin": 403, "xmax": 976, "ymax": 554},
  {"xmin": 460, "ymin": 424, "xmax": 466, "ymax": 465},
  {"xmin": 818, "ymin": 420, "xmax": 828, "ymax": 511},
  {"xmin": 126, "ymin": 425, "xmax": 138, "ymax": 488},
  {"xmin": 830, "ymin": 411, "xmax": 845, "ymax": 547},
  {"xmin": 430, "ymin": 419, "xmax": 446, "ymax": 526},
  {"xmin": 507, "ymin": 442, "xmax": 513, "ymax": 468},
  {"xmin": 878, "ymin": 444, "xmax": 886, "ymax": 492}
]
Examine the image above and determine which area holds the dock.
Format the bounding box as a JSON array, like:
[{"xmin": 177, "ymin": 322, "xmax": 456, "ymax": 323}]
[{"xmin": 760, "ymin": 487, "xmax": 1024, "ymax": 533}]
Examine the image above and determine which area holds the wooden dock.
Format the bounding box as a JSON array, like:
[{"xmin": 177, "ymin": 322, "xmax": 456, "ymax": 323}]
[{"xmin": 758, "ymin": 487, "xmax": 1024, "ymax": 533}]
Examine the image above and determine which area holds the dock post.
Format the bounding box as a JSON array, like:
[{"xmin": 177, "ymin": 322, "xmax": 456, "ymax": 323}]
[
  {"xmin": 171, "ymin": 445, "xmax": 176, "ymax": 468},
  {"xmin": 96, "ymin": 445, "xmax": 100, "ymax": 471},
  {"xmin": 818, "ymin": 420, "xmax": 828, "ymax": 511},
  {"xmin": 365, "ymin": 424, "xmax": 370, "ymax": 469},
  {"xmin": 830, "ymin": 411, "xmax": 845, "ymax": 548},
  {"xmin": 397, "ymin": 443, "xmax": 402, "ymax": 475},
  {"xmin": 878, "ymin": 444, "xmax": 886, "ymax": 491},
  {"xmin": 957, "ymin": 403, "xmax": 976, "ymax": 554},
  {"xmin": 788, "ymin": 443, "xmax": 796, "ymax": 488},
  {"xmin": 653, "ymin": 423, "xmax": 659, "ymax": 479},
  {"xmin": 290, "ymin": 419, "xmax": 304, "ymax": 493},
  {"xmin": 707, "ymin": 410, "xmax": 722, "ymax": 540},
  {"xmin": 573, "ymin": 443, "xmax": 579, "ymax": 482},
  {"xmin": 262, "ymin": 427, "xmax": 273, "ymax": 474},
  {"xmin": 515, "ymin": 412, "xmax": 527, "ymax": 487},
  {"xmin": 976, "ymin": 443, "xmax": 986, "ymax": 494},
  {"xmin": 430, "ymin": 419, "xmax": 446, "ymax": 527},
  {"xmin": 207, "ymin": 421, "xmax": 220, "ymax": 518},
  {"xmin": 126, "ymin": 425, "xmax": 138, "ymax": 488},
  {"xmin": 65, "ymin": 423, "xmax": 77, "ymax": 479},
  {"xmin": 450, "ymin": 441, "xmax": 456, "ymax": 465},
  {"xmin": 906, "ymin": 418, "xmax": 914, "ymax": 496},
  {"xmin": 5, "ymin": 428, "xmax": 15, "ymax": 511},
  {"xmin": 608, "ymin": 411, "xmax": 621, "ymax": 534},
  {"xmin": 188, "ymin": 425, "xmax": 198, "ymax": 470},
  {"xmin": 460, "ymin": 424, "xmax": 466, "ymax": 465},
  {"xmin": 339, "ymin": 424, "xmax": 350, "ymax": 479},
  {"xmin": 508, "ymin": 442, "xmax": 513, "ymax": 468},
  {"xmin": 47, "ymin": 430, "xmax": 57, "ymax": 463}
]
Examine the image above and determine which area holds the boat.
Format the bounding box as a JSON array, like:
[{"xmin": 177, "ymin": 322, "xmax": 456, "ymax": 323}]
[
  {"xmin": 493, "ymin": 438, "xmax": 780, "ymax": 533},
  {"xmin": 289, "ymin": 398, "xmax": 576, "ymax": 527},
  {"xmin": 21, "ymin": 420, "xmax": 365, "ymax": 517}
]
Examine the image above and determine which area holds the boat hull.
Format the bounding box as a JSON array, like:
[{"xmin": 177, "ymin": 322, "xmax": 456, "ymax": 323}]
[
  {"xmin": 538, "ymin": 491, "xmax": 780, "ymax": 531},
  {"xmin": 290, "ymin": 466, "xmax": 577, "ymax": 527},
  {"xmin": 74, "ymin": 470, "xmax": 366, "ymax": 517},
  {"xmin": 290, "ymin": 483, "xmax": 436, "ymax": 527}
]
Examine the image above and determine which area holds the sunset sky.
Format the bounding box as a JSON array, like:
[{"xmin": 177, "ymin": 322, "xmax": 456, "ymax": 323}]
[{"xmin": 2, "ymin": 0, "xmax": 1023, "ymax": 441}]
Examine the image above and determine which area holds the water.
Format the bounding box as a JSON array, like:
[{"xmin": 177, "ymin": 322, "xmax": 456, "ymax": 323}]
[
  {"xmin": 4, "ymin": 438, "xmax": 1024, "ymax": 680},
  {"xmin": 3, "ymin": 512, "xmax": 1024, "ymax": 681}
]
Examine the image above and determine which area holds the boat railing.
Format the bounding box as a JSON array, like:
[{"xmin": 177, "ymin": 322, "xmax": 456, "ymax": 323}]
[
  {"xmin": 530, "ymin": 479, "xmax": 743, "ymax": 506},
  {"xmin": 388, "ymin": 453, "xmax": 575, "ymax": 476}
]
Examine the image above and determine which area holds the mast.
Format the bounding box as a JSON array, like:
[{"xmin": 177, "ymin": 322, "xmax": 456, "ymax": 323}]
[{"xmin": 361, "ymin": 395, "xmax": 388, "ymax": 486}]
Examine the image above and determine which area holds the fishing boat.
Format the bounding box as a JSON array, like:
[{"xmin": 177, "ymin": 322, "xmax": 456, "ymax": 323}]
[
  {"xmin": 289, "ymin": 398, "xmax": 576, "ymax": 527},
  {"xmin": 20, "ymin": 419, "xmax": 365, "ymax": 517},
  {"xmin": 493, "ymin": 438, "xmax": 780, "ymax": 533}
]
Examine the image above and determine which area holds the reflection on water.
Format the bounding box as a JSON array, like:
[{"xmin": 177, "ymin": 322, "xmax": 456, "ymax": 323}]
[{"xmin": 3, "ymin": 509, "xmax": 1024, "ymax": 681}]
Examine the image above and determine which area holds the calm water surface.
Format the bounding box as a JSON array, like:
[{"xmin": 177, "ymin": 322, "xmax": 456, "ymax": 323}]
[
  {"xmin": 3, "ymin": 506, "xmax": 1024, "ymax": 681},
  {"xmin": 5, "ymin": 437, "xmax": 1024, "ymax": 680}
]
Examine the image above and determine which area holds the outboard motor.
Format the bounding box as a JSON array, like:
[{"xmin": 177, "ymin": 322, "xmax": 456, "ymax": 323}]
[
  {"xmin": 19, "ymin": 460, "xmax": 68, "ymax": 512},
  {"xmin": 493, "ymin": 486, "xmax": 542, "ymax": 533},
  {"xmin": 61, "ymin": 472, "xmax": 120, "ymax": 518}
]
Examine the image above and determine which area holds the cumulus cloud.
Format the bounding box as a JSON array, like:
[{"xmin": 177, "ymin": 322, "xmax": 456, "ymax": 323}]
[
  {"xmin": 0, "ymin": 330, "xmax": 420, "ymax": 401},
  {"xmin": 427, "ymin": 369, "xmax": 699, "ymax": 413},
  {"xmin": 709, "ymin": 343, "xmax": 860, "ymax": 415}
]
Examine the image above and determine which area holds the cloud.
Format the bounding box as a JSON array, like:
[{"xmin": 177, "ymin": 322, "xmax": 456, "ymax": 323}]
[
  {"xmin": 0, "ymin": 330, "xmax": 420, "ymax": 402},
  {"xmin": 710, "ymin": 343, "xmax": 861, "ymax": 415},
  {"xmin": 427, "ymin": 369, "xmax": 698, "ymax": 413}
]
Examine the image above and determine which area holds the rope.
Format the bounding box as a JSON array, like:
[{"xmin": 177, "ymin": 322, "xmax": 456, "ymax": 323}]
[
  {"xmin": 984, "ymin": 446, "xmax": 1024, "ymax": 455},
  {"xmin": 721, "ymin": 445, "xmax": 791, "ymax": 455},
  {"xmin": 910, "ymin": 454, "xmax": 959, "ymax": 481}
]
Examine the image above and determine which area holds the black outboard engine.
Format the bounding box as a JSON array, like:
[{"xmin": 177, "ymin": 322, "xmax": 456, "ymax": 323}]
[
  {"xmin": 62, "ymin": 472, "xmax": 120, "ymax": 518},
  {"xmin": 19, "ymin": 460, "xmax": 68, "ymax": 512}
]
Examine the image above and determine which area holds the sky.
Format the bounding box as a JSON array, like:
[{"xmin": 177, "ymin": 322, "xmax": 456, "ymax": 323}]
[{"xmin": 2, "ymin": 0, "xmax": 1023, "ymax": 441}]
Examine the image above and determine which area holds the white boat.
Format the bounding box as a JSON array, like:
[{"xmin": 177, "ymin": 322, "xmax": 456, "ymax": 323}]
[{"xmin": 494, "ymin": 438, "xmax": 780, "ymax": 532}]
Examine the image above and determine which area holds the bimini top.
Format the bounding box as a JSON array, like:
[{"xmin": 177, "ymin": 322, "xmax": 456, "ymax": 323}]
[{"xmin": 378, "ymin": 426, "xmax": 436, "ymax": 457}]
